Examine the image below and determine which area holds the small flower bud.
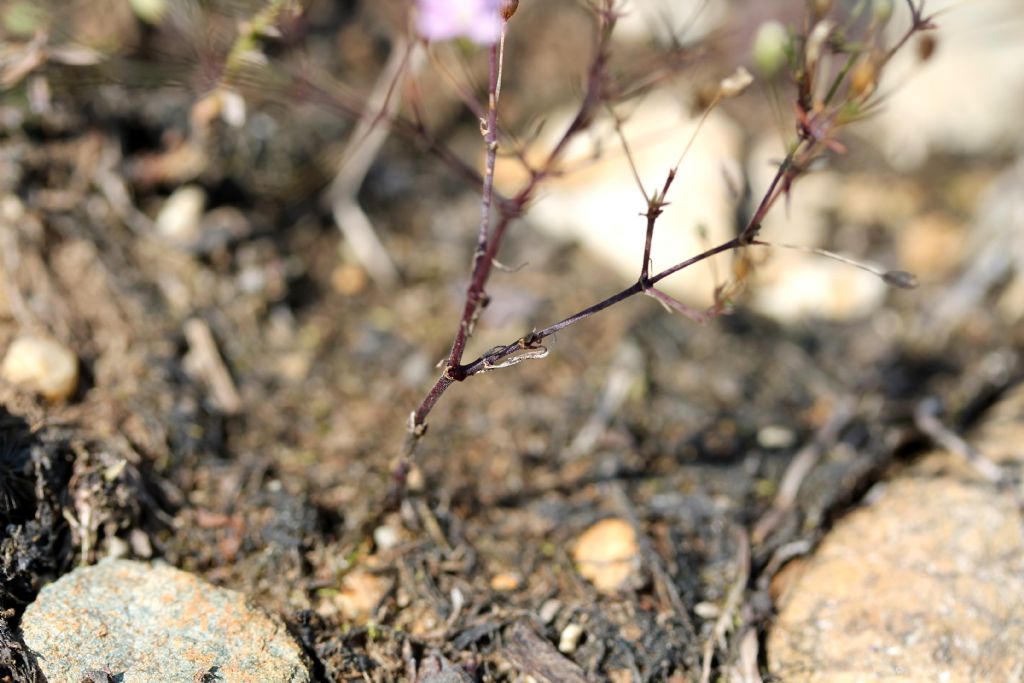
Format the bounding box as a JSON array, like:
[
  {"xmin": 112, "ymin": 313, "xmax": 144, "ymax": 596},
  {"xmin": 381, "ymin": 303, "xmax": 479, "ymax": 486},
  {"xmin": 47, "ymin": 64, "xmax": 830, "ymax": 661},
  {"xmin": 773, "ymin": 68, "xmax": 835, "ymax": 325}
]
[
  {"xmin": 719, "ymin": 67, "xmax": 754, "ymax": 99},
  {"xmin": 500, "ymin": 0, "xmax": 518, "ymax": 21},
  {"xmin": 805, "ymin": 20, "xmax": 835, "ymax": 73},
  {"xmin": 882, "ymin": 270, "xmax": 918, "ymax": 289},
  {"xmin": 810, "ymin": 0, "xmax": 833, "ymax": 19},
  {"xmin": 130, "ymin": 0, "xmax": 167, "ymax": 24},
  {"xmin": 849, "ymin": 55, "xmax": 878, "ymax": 98},
  {"xmin": 752, "ymin": 21, "xmax": 789, "ymax": 78},
  {"xmin": 917, "ymin": 34, "xmax": 937, "ymax": 62},
  {"xmin": 872, "ymin": 0, "xmax": 894, "ymax": 26}
]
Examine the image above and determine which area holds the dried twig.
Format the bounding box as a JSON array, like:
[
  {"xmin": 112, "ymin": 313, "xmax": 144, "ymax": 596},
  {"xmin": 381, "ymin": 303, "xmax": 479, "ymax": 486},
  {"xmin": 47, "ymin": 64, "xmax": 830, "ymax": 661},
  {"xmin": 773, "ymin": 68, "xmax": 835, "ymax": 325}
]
[
  {"xmin": 564, "ymin": 341, "xmax": 642, "ymax": 460},
  {"xmin": 700, "ymin": 525, "xmax": 750, "ymax": 683},
  {"xmin": 327, "ymin": 36, "xmax": 421, "ymax": 288},
  {"xmin": 182, "ymin": 318, "xmax": 243, "ymax": 415},
  {"xmin": 752, "ymin": 397, "xmax": 856, "ymax": 546},
  {"xmin": 914, "ymin": 397, "xmax": 1003, "ymax": 483},
  {"xmin": 504, "ymin": 622, "xmax": 589, "ymax": 683}
]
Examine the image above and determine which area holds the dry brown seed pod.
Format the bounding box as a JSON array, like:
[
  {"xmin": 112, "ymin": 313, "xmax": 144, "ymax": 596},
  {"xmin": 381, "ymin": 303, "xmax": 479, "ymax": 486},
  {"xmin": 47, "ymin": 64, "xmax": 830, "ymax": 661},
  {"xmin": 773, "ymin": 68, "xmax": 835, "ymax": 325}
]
[
  {"xmin": 917, "ymin": 34, "xmax": 937, "ymax": 62},
  {"xmin": 500, "ymin": 0, "xmax": 519, "ymax": 21}
]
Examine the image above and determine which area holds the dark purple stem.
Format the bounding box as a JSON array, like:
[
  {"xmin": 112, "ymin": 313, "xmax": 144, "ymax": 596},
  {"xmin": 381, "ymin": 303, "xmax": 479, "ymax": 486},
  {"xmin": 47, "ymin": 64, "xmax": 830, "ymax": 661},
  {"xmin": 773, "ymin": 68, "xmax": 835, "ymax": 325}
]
[
  {"xmin": 457, "ymin": 237, "xmax": 744, "ymax": 377},
  {"xmin": 442, "ymin": 39, "xmax": 502, "ymax": 378},
  {"xmin": 411, "ymin": 10, "xmax": 613, "ymax": 428},
  {"xmin": 641, "ymin": 170, "xmax": 676, "ymax": 281}
]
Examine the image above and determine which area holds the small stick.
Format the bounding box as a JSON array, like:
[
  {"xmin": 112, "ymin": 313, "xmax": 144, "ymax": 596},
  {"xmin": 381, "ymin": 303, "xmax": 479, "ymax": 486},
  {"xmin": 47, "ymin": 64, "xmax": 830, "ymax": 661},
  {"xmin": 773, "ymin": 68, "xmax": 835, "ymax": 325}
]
[
  {"xmin": 183, "ymin": 318, "xmax": 243, "ymax": 415},
  {"xmin": 752, "ymin": 397, "xmax": 856, "ymax": 546},
  {"xmin": 609, "ymin": 481, "xmax": 696, "ymax": 641},
  {"xmin": 914, "ymin": 397, "xmax": 1003, "ymax": 483},
  {"xmin": 327, "ymin": 37, "xmax": 420, "ymax": 287},
  {"xmin": 700, "ymin": 525, "xmax": 750, "ymax": 683},
  {"xmin": 564, "ymin": 341, "xmax": 642, "ymax": 460}
]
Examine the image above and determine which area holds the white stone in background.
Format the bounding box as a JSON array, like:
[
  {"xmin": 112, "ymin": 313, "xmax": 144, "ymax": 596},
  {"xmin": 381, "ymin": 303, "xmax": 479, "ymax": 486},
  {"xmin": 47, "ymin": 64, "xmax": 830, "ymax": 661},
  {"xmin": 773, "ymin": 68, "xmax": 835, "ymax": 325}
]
[
  {"xmin": 747, "ymin": 135, "xmax": 839, "ymax": 249},
  {"xmin": 613, "ymin": 0, "xmax": 726, "ymax": 45},
  {"xmin": 1, "ymin": 333, "xmax": 79, "ymax": 401},
  {"xmin": 926, "ymin": 155, "xmax": 1024, "ymax": 333},
  {"xmin": 745, "ymin": 135, "xmax": 887, "ymax": 323},
  {"xmin": 155, "ymin": 184, "xmax": 205, "ymax": 247},
  {"xmin": 511, "ymin": 94, "xmax": 743, "ymax": 308},
  {"xmin": 751, "ymin": 258, "xmax": 888, "ymax": 323},
  {"xmin": 870, "ymin": 0, "xmax": 1024, "ymax": 167}
]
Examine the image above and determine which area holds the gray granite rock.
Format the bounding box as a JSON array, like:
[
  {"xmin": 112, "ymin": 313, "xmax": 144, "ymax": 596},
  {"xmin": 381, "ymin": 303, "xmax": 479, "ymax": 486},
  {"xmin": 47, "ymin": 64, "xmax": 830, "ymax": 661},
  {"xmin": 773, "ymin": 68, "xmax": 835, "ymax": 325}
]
[{"xmin": 20, "ymin": 559, "xmax": 310, "ymax": 683}]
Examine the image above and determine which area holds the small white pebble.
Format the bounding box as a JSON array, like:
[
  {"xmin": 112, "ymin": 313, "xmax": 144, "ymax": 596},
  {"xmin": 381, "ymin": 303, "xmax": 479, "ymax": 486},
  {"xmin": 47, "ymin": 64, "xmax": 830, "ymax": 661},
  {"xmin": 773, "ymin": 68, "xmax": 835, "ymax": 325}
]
[
  {"xmin": 373, "ymin": 525, "xmax": 400, "ymax": 551},
  {"xmin": 1, "ymin": 334, "xmax": 78, "ymax": 401},
  {"xmin": 558, "ymin": 623, "xmax": 584, "ymax": 654},
  {"xmin": 129, "ymin": 529, "xmax": 153, "ymax": 559},
  {"xmin": 0, "ymin": 194, "xmax": 25, "ymax": 222},
  {"xmin": 538, "ymin": 599, "xmax": 561, "ymax": 625},
  {"xmin": 105, "ymin": 536, "xmax": 130, "ymax": 559},
  {"xmin": 237, "ymin": 265, "xmax": 266, "ymax": 294},
  {"xmin": 694, "ymin": 601, "xmax": 720, "ymax": 619},
  {"xmin": 450, "ymin": 587, "xmax": 465, "ymax": 618},
  {"xmin": 757, "ymin": 425, "xmax": 797, "ymax": 449},
  {"xmin": 156, "ymin": 185, "xmax": 205, "ymax": 247}
]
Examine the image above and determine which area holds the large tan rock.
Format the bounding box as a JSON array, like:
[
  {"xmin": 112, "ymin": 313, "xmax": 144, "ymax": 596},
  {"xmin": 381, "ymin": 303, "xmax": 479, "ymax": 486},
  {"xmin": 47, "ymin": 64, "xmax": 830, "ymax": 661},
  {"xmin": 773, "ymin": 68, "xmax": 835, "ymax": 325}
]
[
  {"xmin": 21, "ymin": 559, "xmax": 310, "ymax": 682},
  {"xmin": 768, "ymin": 387, "xmax": 1024, "ymax": 681},
  {"xmin": 870, "ymin": 0, "xmax": 1024, "ymax": 167}
]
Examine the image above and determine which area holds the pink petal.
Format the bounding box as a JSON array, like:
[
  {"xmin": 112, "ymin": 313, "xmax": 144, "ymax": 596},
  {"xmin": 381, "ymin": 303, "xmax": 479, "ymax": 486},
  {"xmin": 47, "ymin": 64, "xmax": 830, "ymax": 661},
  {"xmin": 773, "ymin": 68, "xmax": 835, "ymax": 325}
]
[{"xmin": 416, "ymin": 0, "xmax": 503, "ymax": 45}]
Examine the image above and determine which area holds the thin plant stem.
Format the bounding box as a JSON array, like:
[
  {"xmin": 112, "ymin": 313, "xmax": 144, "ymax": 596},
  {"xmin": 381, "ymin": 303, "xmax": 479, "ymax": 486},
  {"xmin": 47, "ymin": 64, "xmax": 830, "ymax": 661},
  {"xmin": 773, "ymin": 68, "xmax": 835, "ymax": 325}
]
[
  {"xmin": 443, "ymin": 37, "xmax": 503, "ymax": 374},
  {"xmin": 413, "ymin": 102, "xmax": 805, "ymax": 430},
  {"xmin": 406, "ymin": 0, "xmax": 933, "ymax": 438},
  {"xmin": 410, "ymin": 5, "xmax": 616, "ymax": 431}
]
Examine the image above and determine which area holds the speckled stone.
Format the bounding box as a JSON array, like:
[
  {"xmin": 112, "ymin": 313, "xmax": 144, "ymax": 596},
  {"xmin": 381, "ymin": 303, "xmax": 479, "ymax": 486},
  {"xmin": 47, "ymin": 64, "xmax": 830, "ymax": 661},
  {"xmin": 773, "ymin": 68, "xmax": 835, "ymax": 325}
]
[
  {"xmin": 20, "ymin": 559, "xmax": 310, "ymax": 683},
  {"xmin": 768, "ymin": 386, "xmax": 1024, "ymax": 682}
]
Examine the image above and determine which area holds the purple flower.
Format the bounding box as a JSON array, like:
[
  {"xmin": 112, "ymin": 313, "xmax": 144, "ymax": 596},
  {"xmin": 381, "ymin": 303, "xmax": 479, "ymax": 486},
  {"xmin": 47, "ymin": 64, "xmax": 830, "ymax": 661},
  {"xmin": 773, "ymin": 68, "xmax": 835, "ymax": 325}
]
[{"xmin": 416, "ymin": 0, "xmax": 504, "ymax": 45}]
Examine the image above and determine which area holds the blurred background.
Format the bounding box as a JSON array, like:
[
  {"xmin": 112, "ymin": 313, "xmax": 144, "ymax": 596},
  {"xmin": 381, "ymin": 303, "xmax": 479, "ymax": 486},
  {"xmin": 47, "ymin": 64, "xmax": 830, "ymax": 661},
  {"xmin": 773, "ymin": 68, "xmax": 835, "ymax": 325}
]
[{"xmin": 1, "ymin": 0, "xmax": 1022, "ymax": 680}]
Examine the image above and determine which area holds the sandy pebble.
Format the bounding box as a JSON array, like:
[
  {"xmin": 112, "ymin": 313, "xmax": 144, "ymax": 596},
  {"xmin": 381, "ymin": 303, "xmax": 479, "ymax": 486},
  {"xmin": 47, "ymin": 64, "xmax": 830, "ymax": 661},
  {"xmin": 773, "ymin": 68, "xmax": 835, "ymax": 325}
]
[
  {"xmin": 489, "ymin": 571, "xmax": 522, "ymax": 592},
  {"xmin": 573, "ymin": 517, "xmax": 640, "ymax": 594},
  {"xmin": 156, "ymin": 184, "xmax": 205, "ymax": 247},
  {"xmin": 769, "ymin": 385, "xmax": 1024, "ymax": 681},
  {"xmin": 1, "ymin": 333, "xmax": 79, "ymax": 401},
  {"xmin": 558, "ymin": 623, "xmax": 585, "ymax": 654},
  {"xmin": 333, "ymin": 569, "xmax": 391, "ymax": 620},
  {"xmin": 539, "ymin": 599, "xmax": 561, "ymax": 624},
  {"xmin": 372, "ymin": 524, "xmax": 401, "ymax": 551}
]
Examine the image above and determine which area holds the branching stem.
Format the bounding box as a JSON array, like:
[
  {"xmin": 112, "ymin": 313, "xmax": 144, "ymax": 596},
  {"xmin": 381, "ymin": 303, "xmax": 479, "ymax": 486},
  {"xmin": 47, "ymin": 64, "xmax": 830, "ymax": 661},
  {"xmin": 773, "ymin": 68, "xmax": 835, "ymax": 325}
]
[{"xmin": 406, "ymin": 0, "xmax": 934, "ymax": 440}]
